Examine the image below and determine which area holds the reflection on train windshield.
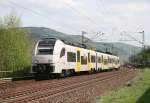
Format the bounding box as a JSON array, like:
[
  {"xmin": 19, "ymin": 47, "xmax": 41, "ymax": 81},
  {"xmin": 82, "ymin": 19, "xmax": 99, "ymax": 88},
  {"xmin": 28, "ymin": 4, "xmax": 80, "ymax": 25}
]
[
  {"xmin": 38, "ymin": 49, "xmax": 53, "ymax": 55},
  {"xmin": 37, "ymin": 39, "xmax": 56, "ymax": 55},
  {"xmin": 38, "ymin": 39, "xmax": 56, "ymax": 47}
]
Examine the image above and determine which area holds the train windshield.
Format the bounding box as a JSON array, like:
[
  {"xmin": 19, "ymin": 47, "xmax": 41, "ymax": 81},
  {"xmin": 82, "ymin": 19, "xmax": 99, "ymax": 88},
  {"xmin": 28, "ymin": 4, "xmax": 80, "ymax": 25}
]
[
  {"xmin": 38, "ymin": 48, "xmax": 53, "ymax": 55},
  {"xmin": 38, "ymin": 39, "xmax": 56, "ymax": 47},
  {"xmin": 37, "ymin": 39, "xmax": 56, "ymax": 55}
]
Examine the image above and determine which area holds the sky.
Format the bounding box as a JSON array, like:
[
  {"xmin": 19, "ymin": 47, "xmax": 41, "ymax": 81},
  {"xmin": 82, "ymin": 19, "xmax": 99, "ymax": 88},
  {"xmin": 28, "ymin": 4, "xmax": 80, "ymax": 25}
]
[{"xmin": 0, "ymin": 0, "xmax": 150, "ymax": 47}]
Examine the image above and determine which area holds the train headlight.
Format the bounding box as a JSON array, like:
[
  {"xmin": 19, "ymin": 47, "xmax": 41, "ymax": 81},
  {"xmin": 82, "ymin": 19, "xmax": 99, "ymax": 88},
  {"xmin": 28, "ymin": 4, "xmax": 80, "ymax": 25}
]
[
  {"xmin": 48, "ymin": 60, "xmax": 52, "ymax": 63},
  {"xmin": 33, "ymin": 60, "xmax": 39, "ymax": 64}
]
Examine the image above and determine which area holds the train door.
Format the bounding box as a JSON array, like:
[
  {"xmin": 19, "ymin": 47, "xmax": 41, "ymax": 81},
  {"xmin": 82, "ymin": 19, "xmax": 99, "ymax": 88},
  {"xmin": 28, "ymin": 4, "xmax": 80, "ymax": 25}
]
[
  {"xmin": 87, "ymin": 52, "xmax": 91, "ymax": 71},
  {"xmin": 76, "ymin": 50, "xmax": 81, "ymax": 72},
  {"xmin": 96, "ymin": 53, "xmax": 98, "ymax": 70}
]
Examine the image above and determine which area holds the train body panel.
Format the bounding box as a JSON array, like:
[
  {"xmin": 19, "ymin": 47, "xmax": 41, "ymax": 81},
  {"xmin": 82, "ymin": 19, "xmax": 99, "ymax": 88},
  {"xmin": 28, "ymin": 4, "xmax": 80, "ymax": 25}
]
[{"xmin": 31, "ymin": 38, "xmax": 120, "ymax": 78}]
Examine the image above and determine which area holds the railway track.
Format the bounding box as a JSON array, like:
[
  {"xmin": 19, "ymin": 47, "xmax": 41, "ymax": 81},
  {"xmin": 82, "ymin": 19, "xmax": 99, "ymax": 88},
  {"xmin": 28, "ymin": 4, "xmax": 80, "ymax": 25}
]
[
  {"xmin": 0, "ymin": 69, "xmax": 124, "ymax": 97},
  {"xmin": 31, "ymin": 69, "xmax": 134, "ymax": 103},
  {"xmin": 0, "ymin": 69, "xmax": 134, "ymax": 103}
]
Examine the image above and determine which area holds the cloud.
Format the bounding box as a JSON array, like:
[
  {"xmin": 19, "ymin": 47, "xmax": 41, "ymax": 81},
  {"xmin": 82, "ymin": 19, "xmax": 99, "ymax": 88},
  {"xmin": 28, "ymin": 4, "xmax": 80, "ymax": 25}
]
[
  {"xmin": 0, "ymin": 0, "xmax": 150, "ymax": 45},
  {"xmin": 108, "ymin": 3, "xmax": 150, "ymax": 14},
  {"xmin": 63, "ymin": 0, "xmax": 73, "ymax": 4}
]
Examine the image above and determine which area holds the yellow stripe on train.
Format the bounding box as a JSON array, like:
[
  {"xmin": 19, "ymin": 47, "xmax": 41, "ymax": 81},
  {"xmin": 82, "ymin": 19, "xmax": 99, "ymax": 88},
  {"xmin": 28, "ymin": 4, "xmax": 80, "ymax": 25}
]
[{"xmin": 76, "ymin": 48, "xmax": 81, "ymax": 72}]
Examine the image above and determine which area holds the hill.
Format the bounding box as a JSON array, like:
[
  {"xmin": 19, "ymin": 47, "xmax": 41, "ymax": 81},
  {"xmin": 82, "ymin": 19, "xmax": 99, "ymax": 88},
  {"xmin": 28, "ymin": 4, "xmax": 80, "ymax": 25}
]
[{"xmin": 23, "ymin": 27, "xmax": 141, "ymax": 64}]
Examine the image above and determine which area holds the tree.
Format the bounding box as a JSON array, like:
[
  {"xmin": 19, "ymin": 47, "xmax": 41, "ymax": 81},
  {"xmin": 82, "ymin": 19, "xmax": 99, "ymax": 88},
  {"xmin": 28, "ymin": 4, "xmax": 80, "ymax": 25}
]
[
  {"xmin": 129, "ymin": 48, "xmax": 150, "ymax": 68},
  {"xmin": 0, "ymin": 13, "xmax": 31, "ymax": 78}
]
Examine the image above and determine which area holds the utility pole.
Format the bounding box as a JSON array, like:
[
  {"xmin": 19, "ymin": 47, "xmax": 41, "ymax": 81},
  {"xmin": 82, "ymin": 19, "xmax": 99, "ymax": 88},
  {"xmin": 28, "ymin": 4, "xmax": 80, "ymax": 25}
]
[
  {"xmin": 120, "ymin": 31, "xmax": 145, "ymax": 49},
  {"xmin": 139, "ymin": 31, "xmax": 145, "ymax": 49},
  {"xmin": 120, "ymin": 30, "xmax": 146, "ymax": 67},
  {"xmin": 112, "ymin": 44, "xmax": 114, "ymax": 54},
  {"xmin": 139, "ymin": 31, "xmax": 145, "ymax": 67}
]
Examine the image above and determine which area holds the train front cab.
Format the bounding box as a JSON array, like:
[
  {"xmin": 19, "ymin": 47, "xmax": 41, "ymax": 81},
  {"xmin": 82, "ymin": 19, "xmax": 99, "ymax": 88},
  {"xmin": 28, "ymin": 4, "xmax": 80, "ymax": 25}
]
[{"xmin": 31, "ymin": 38, "xmax": 58, "ymax": 79}]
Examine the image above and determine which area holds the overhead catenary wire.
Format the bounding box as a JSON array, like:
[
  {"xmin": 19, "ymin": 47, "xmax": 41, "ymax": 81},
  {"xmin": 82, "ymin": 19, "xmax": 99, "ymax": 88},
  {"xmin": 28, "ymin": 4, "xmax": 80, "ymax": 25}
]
[
  {"xmin": 4, "ymin": 0, "xmax": 127, "ymax": 54},
  {"xmin": 5, "ymin": 0, "xmax": 108, "ymax": 39},
  {"xmin": 63, "ymin": 1, "xmax": 119, "ymax": 43},
  {"xmin": 99, "ymin": 43, "xmax": 128, "ymax": 54},
  {"xmin": 2, "ymin": 0, "xmax": 108, "ymax": 48},
  {"xmin": 63, "ymin": 1, "xmax": 105, "ymax": 36},
  {"xmin": 64, "ymin": 2, "xmax": 98, "ymax": 26},
  {"xmin": 63, "ymin": 3, "xmax": 94, "ymax": 31},
  {"xmin": 89, "ymin": 32, "xmax": 105, "ymax": 40},
  {"xmin": 4, "ymin": 0, "xmax": 88, "ymax": 33},
  {"xmin": 6, "ymin": 0, "xmax": 51, "ymax": 21},
  {"xmin": 120, "ymin": 32, "xmax": 144, "ymax": 45}
]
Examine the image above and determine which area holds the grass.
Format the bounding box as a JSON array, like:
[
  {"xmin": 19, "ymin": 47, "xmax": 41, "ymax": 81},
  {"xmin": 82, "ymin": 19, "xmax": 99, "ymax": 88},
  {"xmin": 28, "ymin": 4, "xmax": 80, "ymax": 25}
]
[{"xmin": 96, "ymin": 68, "xmax": 150, "ymax": 103}]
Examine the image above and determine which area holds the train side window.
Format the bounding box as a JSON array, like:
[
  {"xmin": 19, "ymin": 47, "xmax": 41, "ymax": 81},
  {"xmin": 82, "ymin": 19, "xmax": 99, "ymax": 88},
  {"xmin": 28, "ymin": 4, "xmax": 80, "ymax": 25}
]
[
  {"xmin": 118, "ymin": 59, "xmax": 120, "ymax": 64},
  {"xmin": 60, "ymin": 48, "xmax": 65, "ymax": 58},
  {"xmin": 91, "ymin": 55, "xmax": 95, "ymax": 63},
  {"xmin": 102, "ymin": 56, "xmax": 103, "ymax": 63},
  {"xmin": 110, "ymin": 58, "xmax": 112, "ymax": 63},
  {"xmin": 77, "ymin": 51, "xmax": 80, "ymax": 62},
  {"xmin": 115, "ymin": 60, "xmax": 117, "ymax": 64},
  {"xmin": 81, "ymin": 56, "xmax": 87, "ymax": 64},
  {"xmin": 98, "ymin": 57, "xmax": 102, "ymax": 63},
  {"xmin": 104, "ymin": 59, "xmax": 108, "ymax": 65},
  {"xmin": 67, "ymin": 52, "xmax": 76, "ymax": 62},
  {"xmin": 108, "ymin": 57, "xmax": 110, "ymax": 63},
  {"xmin": 113, "ymin": 58, "xmax": 115, "ymax": 63}
]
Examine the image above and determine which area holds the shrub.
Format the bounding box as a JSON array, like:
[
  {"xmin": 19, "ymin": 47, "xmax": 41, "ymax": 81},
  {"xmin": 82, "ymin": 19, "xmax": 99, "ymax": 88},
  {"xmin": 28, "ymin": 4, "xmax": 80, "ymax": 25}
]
[{"xmin": 0, "ymin": 13, "xmax": 31, "ymax": 78}]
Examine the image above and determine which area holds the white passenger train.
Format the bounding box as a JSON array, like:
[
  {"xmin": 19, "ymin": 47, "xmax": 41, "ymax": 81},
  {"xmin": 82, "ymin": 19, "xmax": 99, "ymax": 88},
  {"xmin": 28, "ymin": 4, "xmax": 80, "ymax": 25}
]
[{"xmin": 32, "ymin": 38, "xmax": 120, "ymax": 79}]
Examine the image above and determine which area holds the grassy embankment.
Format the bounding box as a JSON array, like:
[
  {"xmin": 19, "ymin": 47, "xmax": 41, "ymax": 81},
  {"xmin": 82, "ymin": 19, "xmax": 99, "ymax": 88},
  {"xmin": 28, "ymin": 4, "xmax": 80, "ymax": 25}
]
[{"xmin": 97, "ymin": 68, "xmax": 150, "ymax": 103}]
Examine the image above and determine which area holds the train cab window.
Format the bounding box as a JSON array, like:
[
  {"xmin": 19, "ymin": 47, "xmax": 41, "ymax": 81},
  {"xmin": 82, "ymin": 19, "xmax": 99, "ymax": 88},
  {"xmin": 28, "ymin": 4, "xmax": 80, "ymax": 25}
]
[
  {"xmin": 67, "ymin": 52, "xmax": 76, "ymax": 62},
  {"xmin": 60, "ymin": 48, "xmax": 65, "ymax": 58},
  {"xmin": 38, "ymin": 48, "xmax": 53, "ymax": 55},
  {"xmin": 81, "ymin": 56, "xmax": 87, "ymax": 64},
  {"xmin": 37, "ymin": 39, "xmax": 56, "ymax": 55},
  {"xmin": 91, "ymin": 55, "xmax": 96, "ymax": 63}
]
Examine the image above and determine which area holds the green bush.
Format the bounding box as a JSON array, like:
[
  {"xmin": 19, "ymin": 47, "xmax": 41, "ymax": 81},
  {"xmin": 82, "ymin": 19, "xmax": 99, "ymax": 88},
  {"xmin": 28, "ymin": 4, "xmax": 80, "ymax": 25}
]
[
  {"xmin": 0, "ymin": 13, "xmax": 31, "ymax": 78},
  {"xmin": 129, "ymin": 49, "xmax": 150, "ymax": 67}
]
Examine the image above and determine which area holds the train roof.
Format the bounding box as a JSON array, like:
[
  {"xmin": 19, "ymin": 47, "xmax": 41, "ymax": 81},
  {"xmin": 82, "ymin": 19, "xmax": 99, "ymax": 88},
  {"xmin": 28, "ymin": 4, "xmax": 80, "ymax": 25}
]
[
  {"xmin": 42, "ymin": 37, "xmax": 87, "ymax": 48},
  {"xmin": 42, "ymin": 37, "xmax": 118, "ymax": 56}
]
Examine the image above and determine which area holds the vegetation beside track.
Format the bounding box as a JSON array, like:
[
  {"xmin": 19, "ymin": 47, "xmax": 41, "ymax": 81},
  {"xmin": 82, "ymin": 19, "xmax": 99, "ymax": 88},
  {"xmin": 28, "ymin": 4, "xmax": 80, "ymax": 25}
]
[
  {"xmin": 96, "ymin": 68, "xmax": 150, "ymax": 103},
  {"xmin": 0, "ymin": 13, "xmax": 31, "ymax": 78},
  {"xmin": 129, "ymin": 48, "xmax": 150, "ymax": 67}
]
